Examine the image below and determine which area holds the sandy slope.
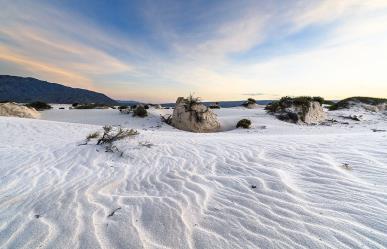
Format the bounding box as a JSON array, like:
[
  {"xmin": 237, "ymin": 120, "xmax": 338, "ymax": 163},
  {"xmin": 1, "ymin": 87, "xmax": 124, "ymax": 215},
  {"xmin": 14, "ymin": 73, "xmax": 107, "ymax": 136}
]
[{"xmin": 1, "ymin": 107, "xmax": 387, "ymax": 249}]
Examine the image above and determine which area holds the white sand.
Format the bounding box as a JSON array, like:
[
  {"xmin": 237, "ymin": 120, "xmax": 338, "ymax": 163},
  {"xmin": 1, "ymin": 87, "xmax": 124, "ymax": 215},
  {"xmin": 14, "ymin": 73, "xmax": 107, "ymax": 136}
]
[{"xmin": 0, "ymin": 106, "xmax": 386, "ymax": 248}]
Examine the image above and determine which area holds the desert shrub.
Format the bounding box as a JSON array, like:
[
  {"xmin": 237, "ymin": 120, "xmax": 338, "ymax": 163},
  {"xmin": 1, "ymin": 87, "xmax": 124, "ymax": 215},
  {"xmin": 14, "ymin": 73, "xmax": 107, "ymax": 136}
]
[
  {"xmin": 59, "ymin": 107, "xmax": 65, "ymax": 109},
  {"xmin": 72, "ymin": 103, "xmax": 79, "ymax": 107},
  {"xmin": 80, "ymin": 126, "xmax": 138, "ymax": 150},
  {"xmin": 278, "ymin": 112, "xmax": 299, "ymax": 123},
  {"xmin": 185, "ymin": 94, "xmax": 201, "ymax": 108},
  {"xmin": 329, "ymin": 97, "xmax": 387, "ymax": 111},
  {"xmin": 144, "ymin": 104, "xmax": 149, "ymax": 110},
  {"xmin": 236, "ymin": 119, "xmax": 252, "ymax": 129},
  {"xmin": 25, "ymin": 101, "xmax": 52, "ymax": 111},
  {"xmin": 265, "ymin": 100, "xmax": 280, "ymax": 113},
  {"xmin": 97, "ymin": 126, "xmax": 138, "ymax": 145},
  {"xmin": 160, "ymin": 114, "xmax": 172, "ymax": 124},
  {"xmin": 118, "ymin": 105, "xmax": 128, "ymax": 110},
  {"xmin": 133, "ymin": 105, "xmax": 148, "ymax": 117}
]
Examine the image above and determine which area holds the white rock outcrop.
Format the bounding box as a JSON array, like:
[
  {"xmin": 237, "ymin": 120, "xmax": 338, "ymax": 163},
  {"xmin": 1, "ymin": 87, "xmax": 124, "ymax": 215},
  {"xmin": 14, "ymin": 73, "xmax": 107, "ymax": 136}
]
[
  {"xmin": 0, "ymin": 102, "xmax": 40, "ymax": 119},
  {"xmin": 274, "ymin": 101, "xmax": 326, "ymax": 124},
  {"xmin": 171, "ymin": 97, "xmax": 220, "ymax": 132}
]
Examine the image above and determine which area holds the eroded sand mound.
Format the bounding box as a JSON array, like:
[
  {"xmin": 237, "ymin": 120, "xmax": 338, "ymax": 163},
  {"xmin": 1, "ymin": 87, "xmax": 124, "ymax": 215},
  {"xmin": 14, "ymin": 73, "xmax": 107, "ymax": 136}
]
[{"xmin": 0, "ymin": 102, "xmax": 40, "ymax": 119}]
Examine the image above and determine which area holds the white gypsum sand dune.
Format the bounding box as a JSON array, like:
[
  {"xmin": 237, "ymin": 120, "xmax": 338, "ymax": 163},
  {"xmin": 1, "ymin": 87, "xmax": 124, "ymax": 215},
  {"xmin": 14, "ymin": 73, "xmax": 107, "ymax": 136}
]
[{"xmin": 0, "ymin": 106, "xmax": 387, "ymax": 249}]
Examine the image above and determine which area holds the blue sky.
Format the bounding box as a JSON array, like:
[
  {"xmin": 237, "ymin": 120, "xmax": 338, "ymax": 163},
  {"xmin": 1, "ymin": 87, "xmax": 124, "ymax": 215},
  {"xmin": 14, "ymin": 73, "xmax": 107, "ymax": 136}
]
[{"xmin": 1, "ymin": 0, "xmax": 387, "ymax": 102}]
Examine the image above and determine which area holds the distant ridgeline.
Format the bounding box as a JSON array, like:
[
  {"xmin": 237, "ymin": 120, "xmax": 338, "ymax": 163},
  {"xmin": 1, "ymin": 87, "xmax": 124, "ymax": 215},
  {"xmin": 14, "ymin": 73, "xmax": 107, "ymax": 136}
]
[
  {"xmin": 161, "ymin": 100, "xmax": 273, "ymax": 108},
  {"xmin": 0, "ymin": 75, "xmax": 118, "ymax": 105}
]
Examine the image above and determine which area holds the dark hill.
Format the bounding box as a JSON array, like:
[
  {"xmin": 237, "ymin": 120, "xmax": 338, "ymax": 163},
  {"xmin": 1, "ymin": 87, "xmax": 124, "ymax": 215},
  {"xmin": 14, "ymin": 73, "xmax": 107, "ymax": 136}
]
[{"xmin": 0, "ymin": 75, "xmax": 118, "ymax": 105}]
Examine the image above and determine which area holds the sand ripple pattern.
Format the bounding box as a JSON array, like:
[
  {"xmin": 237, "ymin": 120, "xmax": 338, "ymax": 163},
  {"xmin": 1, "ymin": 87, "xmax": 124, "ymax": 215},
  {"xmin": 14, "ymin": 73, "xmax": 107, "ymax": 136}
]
[{"xmin": 0, "ymin": 118, "xmax": 387, "ymax": 249}]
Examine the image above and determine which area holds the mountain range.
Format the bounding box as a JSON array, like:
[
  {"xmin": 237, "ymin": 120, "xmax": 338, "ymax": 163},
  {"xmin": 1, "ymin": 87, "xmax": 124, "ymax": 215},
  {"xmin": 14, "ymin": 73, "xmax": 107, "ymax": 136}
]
[{"xmin": 0, "ymin": 75, "xmax": 118, "ymax": 105}]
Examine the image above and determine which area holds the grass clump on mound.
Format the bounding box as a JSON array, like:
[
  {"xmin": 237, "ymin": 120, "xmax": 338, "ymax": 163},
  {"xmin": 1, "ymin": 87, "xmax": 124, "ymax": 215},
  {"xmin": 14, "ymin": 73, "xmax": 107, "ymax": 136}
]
[
  {"xmin": 265, "ymin": 96, "xmax": 324, "ymax": 113},
  {"xmin": 25, "ymin": 101, "xmax": 52, "ymax": 111},
  {"xmin": 236, "ymin": 119, "xmax": 251, "ymax": 129},
  {"xmin": 329, "ymin": 97, "xmax": 387, "ymax": 110},
  {"xmin": 242, "ymin": 98, "xmax": 256, "ymax": 107}
]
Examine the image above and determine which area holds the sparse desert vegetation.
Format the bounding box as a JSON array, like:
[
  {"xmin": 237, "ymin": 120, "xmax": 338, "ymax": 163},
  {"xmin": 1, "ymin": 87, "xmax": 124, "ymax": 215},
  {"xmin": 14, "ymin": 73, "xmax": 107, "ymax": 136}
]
[{"xmin": 25, "ymin": 101, "xmax": 52, "ymax": 111}]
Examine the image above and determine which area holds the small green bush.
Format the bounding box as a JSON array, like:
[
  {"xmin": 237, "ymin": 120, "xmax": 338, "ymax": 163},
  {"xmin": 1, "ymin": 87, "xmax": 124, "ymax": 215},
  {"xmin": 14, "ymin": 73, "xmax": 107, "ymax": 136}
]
[
  {"xmin": 236, "ymin": 119, "xmax": 252, "ymax": 129},
  {"xmin": 133, "ymin": 105, "xmax": 148, "ymax": 117},
  {"xmin": 25, "ymin": 101, "xmax": 52, "ymax": 111}
]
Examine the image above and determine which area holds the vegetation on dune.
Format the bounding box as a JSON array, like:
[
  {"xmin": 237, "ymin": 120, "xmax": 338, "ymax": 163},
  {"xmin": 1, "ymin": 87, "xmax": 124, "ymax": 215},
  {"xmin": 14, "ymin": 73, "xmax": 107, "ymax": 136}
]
[
  {"xmin": 132, "ymin": 105, "xmax": 148, "ymax": 117},
  {"xmin": 265, "ymin": 96, "xmax": 325, "ymax": 113},
  {"xmin": 184, "ymin": 94, "xmax": 201, "ymax": 110},
  {"xmin": 81, "ymin": 126, "xmax": 139, "ymax": 155},
  {"xmin": 242, "ymin": 98, "xmax": 256, "ymax": 107},
  {"xmin": 236, "ymin": 119, "xmax": 252, "ymax": 129},
  {"xmin": 209, "ymin": 102, "xmax": 221, "ymax": 109},
  {"xmin": 329, "ymin": 97, "xmax": 387, "ymax": 111},
  {"xmin": 25, "ymin": 101, "xmax": 52, "ymax": 111},
  {"xmin": 118, "ymin": 105, "xmax": 129, "ymax": 110}
]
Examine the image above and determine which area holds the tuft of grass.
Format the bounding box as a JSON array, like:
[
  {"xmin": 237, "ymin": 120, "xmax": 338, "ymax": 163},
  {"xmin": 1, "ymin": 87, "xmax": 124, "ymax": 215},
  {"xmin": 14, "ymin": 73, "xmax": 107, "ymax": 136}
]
[
  {"xmin": 185, "ymin": 94, "xmax": 201, "ymax": 109},
  {"xmin": 86, "ymin": 132, "xmax": 100, "ymax": 140}
]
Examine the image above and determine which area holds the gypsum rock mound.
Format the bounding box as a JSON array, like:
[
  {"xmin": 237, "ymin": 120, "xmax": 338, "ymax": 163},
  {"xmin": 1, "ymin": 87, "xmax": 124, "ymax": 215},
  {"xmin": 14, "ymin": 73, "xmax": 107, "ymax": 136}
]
[
  {"xmin": 0, "ymin": 102, "xmax": 40, "ymax": 119},
  {"xmin": 171, "ymin": 97, "xmax": 220, "ymax": 132},
  {"xmin": 266, "ymin": 97, "xmax": 326, "ymax": 124}
]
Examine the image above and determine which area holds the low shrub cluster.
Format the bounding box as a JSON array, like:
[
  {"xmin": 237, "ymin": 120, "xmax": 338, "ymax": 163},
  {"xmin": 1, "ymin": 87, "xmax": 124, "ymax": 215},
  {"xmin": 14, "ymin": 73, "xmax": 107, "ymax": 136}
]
[
  {"xmin": 73, "ymin": 103, "xmax": 110, "ymax": 109},
  {"xmin": 236, "ymin": 119, "xmax": 252, "ymax": 129},
  {"xmin": 25, "ymin": 101, "xmax": 52, "ymax": 111},
  {"xmin": 133, "ymin": 105, "xmax": 148, "ymax": 117}
]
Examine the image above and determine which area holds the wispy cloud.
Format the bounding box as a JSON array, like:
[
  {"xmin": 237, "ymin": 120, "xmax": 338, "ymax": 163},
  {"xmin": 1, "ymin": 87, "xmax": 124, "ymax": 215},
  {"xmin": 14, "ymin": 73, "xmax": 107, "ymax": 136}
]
[{"xmin": 1, "ymin": 0, "xmax": 387, "ymax": 102}]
